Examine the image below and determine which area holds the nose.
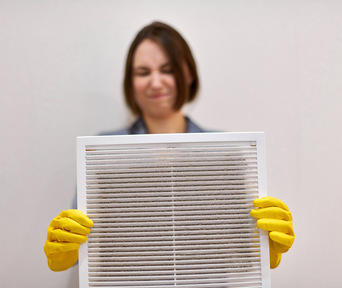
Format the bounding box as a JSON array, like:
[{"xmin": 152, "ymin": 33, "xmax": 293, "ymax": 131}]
[{"xmin": 150, "ymin": 72, "xmax": 163, "ymax": 89}]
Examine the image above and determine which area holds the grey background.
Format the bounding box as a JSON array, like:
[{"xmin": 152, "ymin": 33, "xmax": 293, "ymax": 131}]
[{"xmin": 1, "ymin": 1, "xmax": 341, "ymax": 287}]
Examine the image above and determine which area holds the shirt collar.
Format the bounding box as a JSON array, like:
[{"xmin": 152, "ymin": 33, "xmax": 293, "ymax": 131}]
[{"xmin": 128, "ymin": 117, "xmax": 205, "ymax": 134}]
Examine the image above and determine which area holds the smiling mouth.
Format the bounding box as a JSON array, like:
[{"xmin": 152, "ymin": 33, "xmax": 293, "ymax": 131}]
[{"xmin": 150, "ymin": 93, "xmax": 168, "ymax": 99}]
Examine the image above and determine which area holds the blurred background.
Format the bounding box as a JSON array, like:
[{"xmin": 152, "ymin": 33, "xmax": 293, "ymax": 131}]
[{"xmin": 1, "ymin": 0, "xmax": 342, "ymax": 287}]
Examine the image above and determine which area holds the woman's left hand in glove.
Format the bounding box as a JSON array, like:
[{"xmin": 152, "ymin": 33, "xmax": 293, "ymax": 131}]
[{"xmin": 250, "ymin": 196, "xmax": 295, "ymax": 269}]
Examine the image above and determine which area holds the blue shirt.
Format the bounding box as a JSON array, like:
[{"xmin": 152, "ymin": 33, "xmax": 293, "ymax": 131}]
[{"xmin": 100, "ymin": 116, "xmax": 206, "ymax": 135}]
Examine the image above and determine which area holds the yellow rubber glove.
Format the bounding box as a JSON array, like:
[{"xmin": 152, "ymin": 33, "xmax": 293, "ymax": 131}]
[
  {"xmin": 44, "ymin": 209, "xmax": 93, "ymax": 271},
  {"xmin": 250, "ymin": 196, "xmax": 295, "ymax": 269}
]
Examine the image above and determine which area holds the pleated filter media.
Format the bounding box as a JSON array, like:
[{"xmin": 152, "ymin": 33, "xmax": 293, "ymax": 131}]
[{"xmin": 77, "ymin": 132, "xmax": 270, "ymax": 288}]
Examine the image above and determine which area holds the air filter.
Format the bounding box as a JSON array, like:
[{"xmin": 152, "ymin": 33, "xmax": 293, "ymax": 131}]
[{"xmin": 77, "ymin": 132, "xmax": 270, "ymax": 288}]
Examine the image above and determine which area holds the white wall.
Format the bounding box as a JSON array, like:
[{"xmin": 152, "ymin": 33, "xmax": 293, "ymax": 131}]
[{"xmin": 1, "ymin": 0, "xmax": 342, "ymax": 287}]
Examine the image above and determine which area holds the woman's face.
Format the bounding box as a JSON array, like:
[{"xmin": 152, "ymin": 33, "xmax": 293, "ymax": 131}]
[{"xmin": 132, "ymin": 39, "xmax": 178, "ymax": 119}]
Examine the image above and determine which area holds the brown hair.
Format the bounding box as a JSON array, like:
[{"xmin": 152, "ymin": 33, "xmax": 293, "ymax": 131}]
[{"xmin": 123, "ymin": 21, "xmax": 200, "ymax": 116}]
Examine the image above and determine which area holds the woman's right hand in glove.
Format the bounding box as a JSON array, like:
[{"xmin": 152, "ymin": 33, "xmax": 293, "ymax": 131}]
[{"xmin": 44, "ymin": 209, "xmax": 93, "ymax": 271}]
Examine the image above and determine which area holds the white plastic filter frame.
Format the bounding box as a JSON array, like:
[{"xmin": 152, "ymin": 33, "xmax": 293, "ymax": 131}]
[{"xmin": 77, "ymin": 132, "xmax": 270, "ymax": 288}]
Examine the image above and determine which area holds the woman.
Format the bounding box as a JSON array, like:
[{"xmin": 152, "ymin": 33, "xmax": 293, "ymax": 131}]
[
  {"xmin": 103, "ymin": 21, "xmax": 203, "ymax": 135},
  {"xmin": 44, "ymin": 21, "xmax": 295, "ymax": 272}
]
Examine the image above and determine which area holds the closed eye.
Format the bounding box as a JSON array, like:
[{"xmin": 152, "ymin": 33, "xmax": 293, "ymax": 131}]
[
  {"xmin": 134, "ymin": 68, "xmax": 150, "ymax": 76},
  {"xmin": 161, "ymin": 63, "xmax": 173, "ymax": 74}
]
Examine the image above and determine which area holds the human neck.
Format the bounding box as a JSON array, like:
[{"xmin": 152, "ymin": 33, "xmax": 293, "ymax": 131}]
[{"xmin": 143, "ymin": 112, "xmax": 187, "ymax": 134}]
